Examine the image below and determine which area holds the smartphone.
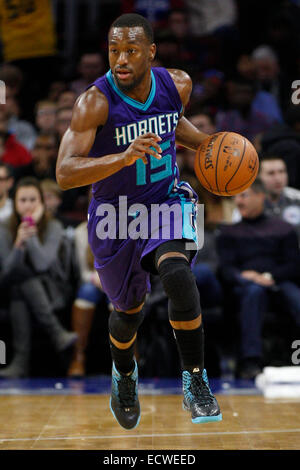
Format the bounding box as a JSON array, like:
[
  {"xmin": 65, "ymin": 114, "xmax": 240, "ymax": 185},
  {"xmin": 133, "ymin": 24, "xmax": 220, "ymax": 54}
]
[{"xmin": 22, "ymin": 216, "xmax": 35, "ymax": 226}]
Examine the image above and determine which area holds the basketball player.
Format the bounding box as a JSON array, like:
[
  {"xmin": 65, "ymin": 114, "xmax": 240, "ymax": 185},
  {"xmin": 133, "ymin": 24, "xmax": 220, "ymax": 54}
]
[{"xmin": 56, "ymin": 14, "xmax": 222, "ymax": 429}]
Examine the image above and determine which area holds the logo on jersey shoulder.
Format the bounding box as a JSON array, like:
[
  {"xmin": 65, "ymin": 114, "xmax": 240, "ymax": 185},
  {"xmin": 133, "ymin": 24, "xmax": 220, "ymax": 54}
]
[{"xmin": 114, "ymin": 112, "xmax": 179, "ymax": 146}]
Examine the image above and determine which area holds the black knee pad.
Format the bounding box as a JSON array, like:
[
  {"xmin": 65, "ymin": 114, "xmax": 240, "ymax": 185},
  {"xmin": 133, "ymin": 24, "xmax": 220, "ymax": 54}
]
[
  {"xmin": 157, "ymin": 257, "xmax": 201, "ymax": 321},
  {"xmin": 108, "ymin": 309, "xmax": 144, "ymax": 343}
]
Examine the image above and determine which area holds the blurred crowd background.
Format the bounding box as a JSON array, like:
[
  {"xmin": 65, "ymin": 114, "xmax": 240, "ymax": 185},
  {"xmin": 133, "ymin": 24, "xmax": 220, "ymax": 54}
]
[{"xmin": 0, "ymin": 0, "xmax": 300, "ymax": 381}]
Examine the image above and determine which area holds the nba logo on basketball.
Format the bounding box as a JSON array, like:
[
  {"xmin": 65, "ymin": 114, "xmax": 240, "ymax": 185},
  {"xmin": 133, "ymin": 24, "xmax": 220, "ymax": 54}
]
[{"xmin": 0, "ymin": 341, "xmax": 6, "ymax": 365}]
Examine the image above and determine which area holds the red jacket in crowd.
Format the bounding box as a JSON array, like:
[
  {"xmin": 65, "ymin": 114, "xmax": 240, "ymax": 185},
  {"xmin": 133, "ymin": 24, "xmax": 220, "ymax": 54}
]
[{"xmin": 1, "ymin": 134, "xmax": 32, "ymax": 167}]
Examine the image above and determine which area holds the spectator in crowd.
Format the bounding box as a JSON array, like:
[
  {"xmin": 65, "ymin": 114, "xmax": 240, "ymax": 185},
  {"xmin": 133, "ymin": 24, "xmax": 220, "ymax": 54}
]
[
  {"xmin": 252, "ymin": 90, "xmax": 283, "ymax": 125},
  {"xmin": 217, "ymin": 178, "xmax": 300, "ymax": 379},
  {"xmin": 186, "ymin": 109, "xmax": 217, "ymax": 135},
  {"xmin": 0, "ymin": 177, "xmax": 77, "ymax": 378},
  {"xmin": 48, "ymin": 81, "xmax": 68, "ymax": 103},
  {"xmin": 167, "ymin": 9, "xmax": 189, "ymax": 42},
  {"xmin": 236, "ymin": 53, "xmax": 283, "ymax": 124},
  {"xmin": 232, "ymin": 155, "xmax": 300, "ymax": 240},
  {"xmin": 0, "ymin": 111, "xmax": 32, "ymax": 169},
  {"xmin": 252, "ymin": 46, "xmax": 282, "ymax": 103},
  {"xmin": 56, "ymin": 107, "xmax": 73, "ymax": 141},
  {"xmin": 67, "ymin": 221, "xmax": 107, "ymax": 377},
  {"xmin": 41, "ymin": 178, "xmax": 63, "ymax": 219},
  {"xmin": 23, "ymin": 133, "xmax": 57, "ymax": 181},
  {"xmin": 0, "ymin": 162, "xmax": 13, "ymax": 224},
  {"xmin": 260, "ymin": 105, "xmax": 300, "ymax": 189},
  {"xmin": 236, "ymin": 54, "xmax": 256, "ymax": 81},
  {"xmin": 57, "ymin": 90, "xmax": 77, "ymax": 109},
  {"xmin": 166, "ymin": 9, "xmax": 199, "ymax": 76},
  {"xmin": 70, "ymin": 53, "xmax": 106, "ymax": 97},
  {"xmin": 0, "ymin": 86, "xmax": 37, "ymax": 151},
  {"xmin": 216, "ymin": 76, "xmax": 276, "ymax": 142},
  {"xmin": 52, "ymin": 149, "xmax": 88, "ymax": 224},
  {"xmin": 259, "ymin": 155, "xmax": 300, "ymax": 240},
  {"xmin": 190, "ymin": 69, "xmax": 225, "ymax": 114},
  {"xmin": 40, "ymin": 178, "xmax": 79, "ymax": 230},
  {"xmin": 35, "ymin": 101, "xmax": 57, "ymax": 134},
  {"xmin": 155, "ymin": 31, "xmax": 182, "ymax": 69},
  {"xmin": 55, "ymin": 106, "xmax": 88, "ymax": 223}
]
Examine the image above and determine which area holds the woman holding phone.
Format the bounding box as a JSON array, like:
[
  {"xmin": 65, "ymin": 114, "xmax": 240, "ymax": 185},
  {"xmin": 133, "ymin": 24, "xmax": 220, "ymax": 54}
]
[{"xmin": 0, "ymin": 177, "xmax": 77, "ymax": 378}]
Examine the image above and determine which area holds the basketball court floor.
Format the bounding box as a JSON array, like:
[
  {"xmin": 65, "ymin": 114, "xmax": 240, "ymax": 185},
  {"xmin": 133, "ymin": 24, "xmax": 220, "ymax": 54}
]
[{"xmin": 0, "ymin": 376, "xmax": 299, "ymax": 450}]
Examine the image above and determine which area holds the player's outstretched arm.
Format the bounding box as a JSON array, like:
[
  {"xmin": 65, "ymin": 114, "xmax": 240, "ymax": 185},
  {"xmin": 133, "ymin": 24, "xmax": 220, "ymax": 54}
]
[
  {"xmin": 168, "ymin": 69, "xmax": 209, "ymax": 151},
  {"xmin": 56, "ymin": 87, "xmax": 162, "ymax": 190}
]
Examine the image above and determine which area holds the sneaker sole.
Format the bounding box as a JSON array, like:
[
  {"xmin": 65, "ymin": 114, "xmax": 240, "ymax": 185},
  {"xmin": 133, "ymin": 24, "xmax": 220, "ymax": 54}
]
[
  {"xmin": 192, "ymin": 414, "xmax": 222, "ymax": 423},
  {"xmin": 109, "ymin": 397, "xmax": 141, "ymax": 430},
  {"xmin": 182, "ymin": 401, "xmax": 223, "ymax": 423}
]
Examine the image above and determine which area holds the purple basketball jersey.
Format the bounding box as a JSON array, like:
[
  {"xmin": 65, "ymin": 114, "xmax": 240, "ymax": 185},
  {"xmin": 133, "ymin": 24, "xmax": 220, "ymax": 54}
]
[
  {"xmin": 86, "ymin": 67, "xmax": 199, "ymax": 310},
  {"xmin": 88, "ymin": 67, "xmax": 183, "ymax": 205}
]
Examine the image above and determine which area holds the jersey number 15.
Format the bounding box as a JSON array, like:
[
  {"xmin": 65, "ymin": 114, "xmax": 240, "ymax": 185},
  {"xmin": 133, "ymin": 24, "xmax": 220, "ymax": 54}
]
[{"xmin": 136, "ymin": 139, "xmax": 172, "ymax": 185}]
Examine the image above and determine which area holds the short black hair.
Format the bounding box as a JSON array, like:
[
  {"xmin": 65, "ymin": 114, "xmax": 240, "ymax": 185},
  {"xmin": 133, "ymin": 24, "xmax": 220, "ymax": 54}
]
[
  {"xmin": 259, "ymin": 153, "xmax": 285, "ymax": 164},
  {"xmin": 250, "ymin": 177, "xmax": 267, "ymax": 194},
  {"xmin": 110, "ymin": 14, "xmax": 154, "ymax": 43}
]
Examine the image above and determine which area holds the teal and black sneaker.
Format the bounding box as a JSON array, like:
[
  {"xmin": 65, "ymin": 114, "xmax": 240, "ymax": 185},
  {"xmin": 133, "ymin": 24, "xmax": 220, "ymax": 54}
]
[
  {"xmin": 182, "ymin": 368, "xmax": 222, "ymax": 423},
  {"xmin": 110, "ymin": 360, "xmax": 141, "ymax": 430}
]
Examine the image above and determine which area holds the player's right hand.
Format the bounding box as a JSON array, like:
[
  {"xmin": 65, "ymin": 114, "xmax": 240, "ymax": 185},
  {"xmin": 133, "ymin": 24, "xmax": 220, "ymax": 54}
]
[{"xmin": 123, "ymin": 132, "xmax": 162, "ymax": 166}]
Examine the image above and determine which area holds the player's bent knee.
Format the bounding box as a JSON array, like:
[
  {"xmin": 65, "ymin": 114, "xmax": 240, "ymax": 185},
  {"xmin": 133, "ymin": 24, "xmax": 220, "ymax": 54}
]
[
  {"xmin": 108, "ymin": 309, "xmax": 144, "ymax": 343},
  {"xmin": 157, "ymin": 257, "xmax": 201, "ymax": 317}
]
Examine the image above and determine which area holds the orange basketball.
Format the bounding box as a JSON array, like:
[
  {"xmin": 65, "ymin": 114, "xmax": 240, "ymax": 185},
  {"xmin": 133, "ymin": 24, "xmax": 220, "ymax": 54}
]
[{"xmin": 194, "ymin": 132, "xmax": 259, "ymax": 196}]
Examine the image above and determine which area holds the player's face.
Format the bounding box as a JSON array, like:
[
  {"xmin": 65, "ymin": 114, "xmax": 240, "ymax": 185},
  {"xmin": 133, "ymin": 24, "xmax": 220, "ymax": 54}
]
[
  {"xmin": 108, "ymin": 26, "xmax": 155, "ymax": 92},
  {"xmin": 15, "ymin": 186, "xmax": 42, "ymax": 218},
  {"xmin": 235, "ymin": 188, "xmax": 265, "ymax": 219},
  {"xmin": 259, "ymin": 160, "xmax": 288, "ymax": 197}
]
